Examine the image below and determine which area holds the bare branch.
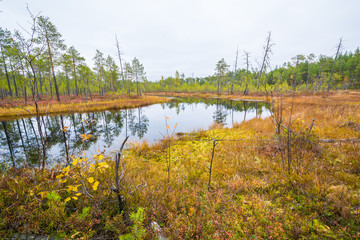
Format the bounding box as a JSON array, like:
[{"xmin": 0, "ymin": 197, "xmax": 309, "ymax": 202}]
[{"xmin": 256, "ymin": 31, "xmax": 274, "ymax": 92}]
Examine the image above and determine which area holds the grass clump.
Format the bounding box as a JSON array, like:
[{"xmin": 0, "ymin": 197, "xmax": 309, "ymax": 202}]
[
  {"xmin": 0, "ymin": 95, "xmax": 170, "ymax": 120},
  {"xmin": 1, "ymin": 92, "xmax": 360, "ymax": 239}
]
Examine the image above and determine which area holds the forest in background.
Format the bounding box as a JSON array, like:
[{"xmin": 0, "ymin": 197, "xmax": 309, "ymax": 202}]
[
  {"xmin": 1, "ymin": 10, "xmax": 360, "ymax": 240},
  {"xmin": 1, "ymin": 14, "xmax": 360, "ymax": 103}
]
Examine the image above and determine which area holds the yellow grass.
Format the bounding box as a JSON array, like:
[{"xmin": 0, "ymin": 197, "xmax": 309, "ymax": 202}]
[
  {"xmin": 1, "ymin": 91, "xmax": 359, "ymax": 238},
  {"xmin": 0, "ymin": 95, "xmax": 170, "ymax": 121}
]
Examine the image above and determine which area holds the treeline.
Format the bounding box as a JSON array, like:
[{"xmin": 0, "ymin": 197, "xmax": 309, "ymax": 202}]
[
  {"xmin": 148, "ymin": 49, "xmax": 360, "ymax": 94},
  {"xmin": 0, "ymin": 12, "xmax": 146, "ymax": 102},
  {"xmin": 1, "ymin": 13, "xmax": 359, "ymax": 101}
]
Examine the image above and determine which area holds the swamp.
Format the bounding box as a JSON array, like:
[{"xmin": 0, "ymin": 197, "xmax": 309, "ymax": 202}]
[{"xmin": 1, "ymin": 1, "xmax": 360, "ymax": 239}]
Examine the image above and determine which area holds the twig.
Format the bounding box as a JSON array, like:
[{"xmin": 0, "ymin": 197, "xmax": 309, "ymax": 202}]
[
  {"xmin": 319, "ymin": 139, "xmax": 360, "ymax": 143},
  {"xmin": 309, "ymin": 118, "xmax": 315, "ymax": 134},
  {"xmin": 16, "ymin": 105, "xmax": 37, "ymax": 119},
  {"xmin": 130, "ymin": 183, "xmax": 147, "ymax": 194},
  {"xmin": 114, "ymin": 136, "xmax": 129, "ymax": 213},
  {"xmin": 80, "ymin": 173, "xmax": 94, "ymax": 198},
  {"xmin": 208, "ymin": 139, "xmax": 218, "ymax": 191},
  {"xmin": 280, "ymin": 124, "xmax": 298, "ymax": 136}
]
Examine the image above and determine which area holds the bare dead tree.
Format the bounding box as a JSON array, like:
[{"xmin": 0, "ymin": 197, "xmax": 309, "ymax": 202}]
[
  {"xmin": 231, "ymin": 47, "xmax": 239, "ymax": 94},
  {"xmin": 16, "ymin": 6, "xmax": 47, "ymax": 168},
  {"xmin": 243, "ymin": 51, "xmax": 250, "ymax": 95},
  {"xmin": 256, "ymin": 32, "xmax": 274, "ymax": 92},
  {"xmin": 115, "ymin": 35, "xmax": 125, "ymax": 85},
  {"xmin": 327, "ymin": 37, "xmax": 343, "ymax": 93}
]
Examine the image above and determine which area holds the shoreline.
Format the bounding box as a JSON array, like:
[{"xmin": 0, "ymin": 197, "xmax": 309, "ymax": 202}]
[{"xmin": 0, "ymin": 95, "xmax": 171, "ymax": 121}]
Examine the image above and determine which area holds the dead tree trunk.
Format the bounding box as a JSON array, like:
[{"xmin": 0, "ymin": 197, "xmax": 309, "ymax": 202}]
[
  {"xmin": 327, "ymin": 38, "xmax": 343, "ymax": 93},
  {"xmin": 231, "ymin": 47, "xmax": 239, "ymax": 94},
  {"xmin": 114, "ymin": 136, "xmax": 129, "ymax": 213},
  {"xmin": 256, "ymin": 32, "xmax": 273, "ymax": 92},
  {"xmin": 244, "ymin": 51, "xmax": 250, "ymax": 95},
  {"xmin": 115, "ymin": 35, "xmax": 126, "ymax": 86}
]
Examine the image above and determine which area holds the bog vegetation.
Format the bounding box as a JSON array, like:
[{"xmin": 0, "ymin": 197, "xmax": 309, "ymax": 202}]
[
  {"xmin": 1, "ymin": 8, "xmax": 360, "ymax": 240},
  {"xmin": 1, "ymin": 92, "xmax": 360, "ymax": 239}
]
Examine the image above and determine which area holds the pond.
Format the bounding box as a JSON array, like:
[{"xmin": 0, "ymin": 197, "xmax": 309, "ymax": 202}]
[{"xmin": 0, "ymin": 98, "xmax": 271, "ymax": 167}]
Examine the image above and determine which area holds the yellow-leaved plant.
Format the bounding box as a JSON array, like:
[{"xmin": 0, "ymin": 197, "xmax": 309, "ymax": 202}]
[{"xmin": 56, "ymin": 152, "xmax": 110, "ymax": 203}]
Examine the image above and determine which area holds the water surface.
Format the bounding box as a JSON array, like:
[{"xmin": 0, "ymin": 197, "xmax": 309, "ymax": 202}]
[{"xmin": 0, "ymin": 98, "xmax": 270, "ymax": 167}]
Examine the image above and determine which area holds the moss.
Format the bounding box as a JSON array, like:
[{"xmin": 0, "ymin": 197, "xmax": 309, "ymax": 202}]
[{"xmin": 1, "ymin": 92, "xmax": 360, "ymax": 238}]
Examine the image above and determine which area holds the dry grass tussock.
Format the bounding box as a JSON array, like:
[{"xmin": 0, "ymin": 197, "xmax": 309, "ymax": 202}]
[
  {"xmin": 0, "ymin": 91, "xmax": 360, "ymax": 239},
  {"xmin": 273, "ymin": 93, "xmax": 360, "ymax": 139},
  {"xmin": 0, "ymin": 95, "xmax": 169, "ymax": 120},
  {"xmin": 120, "ymin": 119, "xmax": 360, "ymax": 239}
]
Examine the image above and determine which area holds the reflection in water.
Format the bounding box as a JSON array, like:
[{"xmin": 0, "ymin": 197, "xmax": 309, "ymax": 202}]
[
  {"xmin": 129, "ymin": 108, "xmax": 150, "ymax": 139},
  {"xmin": 213, "ymin": 99, "xmax": 228, "ymax": 124},
  {"xmin": 0, "ymin": 98, "xmax": 269, "ymax": 167}
]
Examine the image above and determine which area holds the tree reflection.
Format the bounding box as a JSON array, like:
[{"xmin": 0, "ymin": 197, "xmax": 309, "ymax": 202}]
[
  {"xmin": 213, "ymin": 99, "xmax": 228, "ymax": 124},
  {"xmin": 1, "ymin": 98, "xmax": 269, "ymax": 167},
  {"xmin": 129, "ymin": 107, "xmax": 149, "ymax": 139}
]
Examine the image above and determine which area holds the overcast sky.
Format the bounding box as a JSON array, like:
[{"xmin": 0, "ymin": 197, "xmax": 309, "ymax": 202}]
[{"xmin": 1, "ymin": 0, "xmax": 359, "ymax": 81}]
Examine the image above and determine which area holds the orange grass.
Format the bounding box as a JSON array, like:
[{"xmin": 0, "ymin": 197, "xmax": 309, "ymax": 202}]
[
  {"xmin": 0, "ymin": 95, "xmax": 170, "ymax": 121},
  {"xmin": 1, "ymin": 91, "xmax": 360, "ymax": 238}
]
